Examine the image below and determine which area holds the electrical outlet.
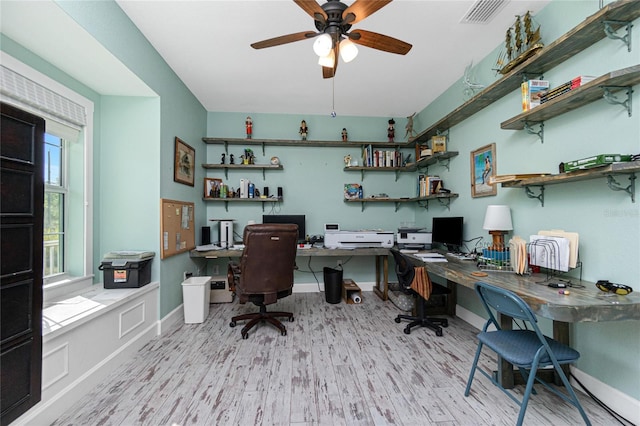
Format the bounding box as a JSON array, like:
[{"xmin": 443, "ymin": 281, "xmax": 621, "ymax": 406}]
[
  {"xmin": 337, "ymin": 260, "xmax": 342, "ymax": 268},
  {"xmin": 212, "ymin": 265, "xmax": 219, "ymax": 275},
  {"xmin": 183, "ymin": 271, "xmax": 193, "ymax": 281}
]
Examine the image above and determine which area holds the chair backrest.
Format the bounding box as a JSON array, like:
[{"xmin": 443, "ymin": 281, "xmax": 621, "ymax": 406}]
[
  {"xmin": 474, "ymin": 281, "xmax": 538, "ymax": 330},
  {"xmin": 390, "ymin": 249, "xmax": 415, "ymax": 289},
  {"xmin": 238, "ymin": 224, "xmax": 298, "ymax": 304}
]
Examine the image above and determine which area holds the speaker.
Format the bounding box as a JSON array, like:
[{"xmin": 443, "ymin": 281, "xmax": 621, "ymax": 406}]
[
  {"xmin": 263, "ymin": 186, "xmax": 269, "ymax": 197},
  {"xmin": 277, "ymin": 187, "xmax": 283, "ymax": 198},
  {"xmin": 201, "ymin": 226, "xmax": 211, "ymax": 245}
]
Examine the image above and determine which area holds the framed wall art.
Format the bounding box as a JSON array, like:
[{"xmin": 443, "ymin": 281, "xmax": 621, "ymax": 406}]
[
  {"xmin": 204, "ymin": 178, "xmax": 222, "ymax": 198},
  {"xmin": 174, "ymin": 137, "xmax": 195, "ymax": 186},
  {"xmin": 470, "ymin": 143, "xmax": 497, "ymax": 198}
]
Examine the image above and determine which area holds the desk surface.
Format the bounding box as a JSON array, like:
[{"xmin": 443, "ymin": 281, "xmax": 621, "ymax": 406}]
[
  {"xmin": 420, "ymin": 256, "xmax": 640, "ymax": 323},
  {"xmin": 190, "ymin": 247, "xmax": 390, "ymax": 258}
]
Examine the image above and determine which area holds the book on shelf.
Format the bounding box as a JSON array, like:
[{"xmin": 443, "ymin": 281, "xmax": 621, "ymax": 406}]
[
  {"xmin": 539, "ymin": 75, "xmax": 596, "ymax": 104},
  {"xmin": 344, "ymin": 183, "xmax": 362, "ymax": 199},
  {"xmin": 417, "ymin": 175, "xmax": 442, "ymax": 197},
  {"xmin": 521, "ymin": 79, "xmax": 549, "ymax": 111}
]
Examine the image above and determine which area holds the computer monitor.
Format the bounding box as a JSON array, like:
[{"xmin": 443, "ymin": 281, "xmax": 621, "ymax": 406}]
[
  {"xmin": 262, "ymin": 214, "xmax": 306, "ymax": 243},
  {"xmin": 431, "ymin": 216, "xmax": 464, "ymax": 252}
]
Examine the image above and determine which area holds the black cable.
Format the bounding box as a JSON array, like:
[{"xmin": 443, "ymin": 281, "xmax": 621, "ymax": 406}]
[{"xmin": 570, "ymin": 373, "xmax": 635, "ymax": 426}]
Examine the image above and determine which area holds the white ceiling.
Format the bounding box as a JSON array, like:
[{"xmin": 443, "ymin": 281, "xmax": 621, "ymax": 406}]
[{"xmin": 2, "ymin": 0, "xmax": 552, "ymax": 118}]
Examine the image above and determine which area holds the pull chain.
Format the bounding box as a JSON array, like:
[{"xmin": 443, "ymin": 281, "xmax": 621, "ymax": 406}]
[{"xmin": 331, "ymin": 73, "xmax": 337, "ymax": 117}]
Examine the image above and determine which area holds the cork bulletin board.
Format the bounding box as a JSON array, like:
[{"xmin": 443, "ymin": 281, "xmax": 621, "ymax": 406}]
[{"xmin": 160, "ymin": 198, "xmax": 195, "ymax": 259}]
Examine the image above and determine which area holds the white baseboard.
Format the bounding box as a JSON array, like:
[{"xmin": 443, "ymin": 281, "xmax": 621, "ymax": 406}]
[
  {"xmin": 159, "ymin": 303, "xmax": 184, "ymax": 334},
  {"xmin": 293, "ymin": 281, "xmax": 375, "ymax": 293},
  {"xmin": 14, "ymin": 322, "xmax": 158, "ymax": 426},
  {"xmin": 455, "ymin": 304, "xmax": 640, "ymax": 424}
]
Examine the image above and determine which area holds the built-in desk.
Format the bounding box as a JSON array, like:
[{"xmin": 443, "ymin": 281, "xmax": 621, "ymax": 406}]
[
  {"xmin": 378, "ymin": 254, "xmax": 640, "ymax": 387},
  {"xmin": 190, "ymin": 246, "xmax": 390, "ymax": 293}
]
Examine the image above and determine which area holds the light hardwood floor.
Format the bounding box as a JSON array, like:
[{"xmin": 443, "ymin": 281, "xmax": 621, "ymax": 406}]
[{"xmin": 53, "ymin": 292, "xmax": 614, "ymax": 425}]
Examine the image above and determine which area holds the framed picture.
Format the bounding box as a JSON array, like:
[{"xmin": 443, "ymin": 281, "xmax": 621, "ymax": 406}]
[
  {"xmin": 470, "ymin": 143, "xmax": 497, "ymax": 197},
  {"xmin": 174, "ymin": 137, "xmax": 195, "ymax": 186},
  {"xmin": 204, "ymin": 178, "xmax": 222, "ymax": 198}
]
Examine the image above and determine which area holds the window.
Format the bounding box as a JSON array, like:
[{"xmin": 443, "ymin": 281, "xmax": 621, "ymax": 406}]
[
  {"xmin": 1, "ymin": 53, "xmax": 94, "ymax": 297},
  {"xmin": 44, "ymin": 133, "xmax": 65, "ymax": 277}
]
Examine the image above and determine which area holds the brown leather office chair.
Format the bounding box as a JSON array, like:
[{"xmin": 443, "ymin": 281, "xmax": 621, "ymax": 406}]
[{"xmin": 229, "ymin": 224, "xmax": 298, "ymax": 339}]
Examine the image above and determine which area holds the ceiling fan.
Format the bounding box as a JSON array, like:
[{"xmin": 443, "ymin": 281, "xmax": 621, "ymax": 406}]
[{"xmin": 251, "ymin": 0, "xmax": 412, "ymax": 79}]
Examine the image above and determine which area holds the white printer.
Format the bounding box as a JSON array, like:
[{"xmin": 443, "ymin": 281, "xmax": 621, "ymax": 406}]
[
  {"xmin": 324, "ymin": 230, "xmax": 394, "ymax": 249},
  {"xmin": 396, "ymin": 228, "xmax": 432, "ymax": 249}
]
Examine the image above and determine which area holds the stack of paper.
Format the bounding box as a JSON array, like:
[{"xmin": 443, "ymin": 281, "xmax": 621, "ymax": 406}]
[
  {"xmin": 415, "ymin": 253, "xmax": 448, "ymax": 263},
  {"xmin": 529, "ymin": 230, "xmax": 579, "ymax": 272}
]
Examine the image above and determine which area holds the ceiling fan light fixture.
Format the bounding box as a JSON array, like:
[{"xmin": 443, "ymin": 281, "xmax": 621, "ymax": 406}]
[
  {"xmin": 313, "ymin": 33, "xmax": 333, "ymax": 57},
  {"xmin": 339, "ymin": 38, "xmax": 358, "ymax": 63},
  {"xmin": 318, "ymin": 53, "xmax": 335, "ymax": 68}
]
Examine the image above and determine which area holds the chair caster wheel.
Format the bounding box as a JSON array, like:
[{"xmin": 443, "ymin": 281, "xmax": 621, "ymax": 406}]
[
  {"xmin": 229, "ymin": 321, "xmax": 236, "ymax": 328},
  {"xmin": 442, "ymin": 320, "xmax": 449, "ymax": 328},
  {"xmin": 395, "ymin": 317, "xmax": 401, "ymax": 323},
  {"xmin": 289, "ymin": 317, "xmax": 294, "ymax": 322},
  {"xmin": 403, "ymin": 328, "xmax": 411, "ymax": 335},
  {"xmin": 436, "ymin": 329, "xmax": 443, "ymax": 337},
  {"xmin": 281, "ymin": 330, "xmax": 287, "ymax": 336},
  {"xmin": 242, "ymin": 333, "xmax": 248, "ymax": 340}
]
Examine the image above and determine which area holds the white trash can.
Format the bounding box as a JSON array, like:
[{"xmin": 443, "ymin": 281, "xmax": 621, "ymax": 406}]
[{"xmin": 181, "ymin": 276, "xmax": 212, "ymax": 323}]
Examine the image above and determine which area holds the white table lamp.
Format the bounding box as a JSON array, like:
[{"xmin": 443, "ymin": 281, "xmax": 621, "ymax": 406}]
[{"xmin": 483, "ymin": 205, "xmax": 513, "ymax": 250}]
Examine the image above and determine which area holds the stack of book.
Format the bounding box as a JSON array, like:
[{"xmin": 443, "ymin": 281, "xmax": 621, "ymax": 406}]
[
  {"xmin": 417, "ymin": 175, "xmax": 442, "ymax": 197},
  {"xmin": 362, "ymin": 145, "xmax": 402, "ymax": 167},
  {"xmin": 521, "ymin": 79, "xmax": 549, "ymax": 111},
  {"xmin": 540, "ymin": 75, "xmax": 595, "ymax": 104}
]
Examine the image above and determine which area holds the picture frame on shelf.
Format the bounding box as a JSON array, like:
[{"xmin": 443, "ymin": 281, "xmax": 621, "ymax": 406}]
[
  {"xmin": 174, "ymin": 137, "xmax": 195, "ymax": 186},
  {"xmin": 204, "ymin": 178, "xmax": 222, "ymax": 198},
  {"xmin": 470, "ymin": 143, "xmax": 497, "ymax": 198}
]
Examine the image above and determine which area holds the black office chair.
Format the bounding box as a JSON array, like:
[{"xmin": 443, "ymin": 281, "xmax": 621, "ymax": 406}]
[{"xmin": 390, "ymin": 248, "xmax": 451, "ymax": 336}]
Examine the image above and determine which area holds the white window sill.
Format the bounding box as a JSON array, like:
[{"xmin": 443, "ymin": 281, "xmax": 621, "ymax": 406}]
[{"xmin": 42, "ymin": 282, "xmax": 159, "ymax": 341}]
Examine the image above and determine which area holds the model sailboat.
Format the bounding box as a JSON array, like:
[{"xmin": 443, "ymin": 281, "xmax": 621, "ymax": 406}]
[{"xmin": 494, "ymin": 12, "xmax": 543, "ymax": 75}]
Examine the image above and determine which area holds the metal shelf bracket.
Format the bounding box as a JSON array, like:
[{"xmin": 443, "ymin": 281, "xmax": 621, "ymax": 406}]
[
  {"xmin": 416, "ymin": 200, "xmax": 429, "ymax": 210},
  {"xmin": 607, "ymin": 173, "xmax": 636, "ymax": 203},
  {"xmin": 603, "ymin": 20, "xmax": 633, "ymax": 52},
  {"xmin": 438, "ymin": 157, "xmax": 452, "ymax": 172},
  {"xmin": 524, "ymin": 121, "xmax": 544, "ymax": 143},
  {"xmin": 524, "ymin": 185, "xmax": 545, "ymax": 207},
  {"xmin": 437, "ymin": 197, "xmax": 452, "ymax": 210},
  {"xmin": 602, "ymin": 86, "xmax": 633, "ymax": 117}
]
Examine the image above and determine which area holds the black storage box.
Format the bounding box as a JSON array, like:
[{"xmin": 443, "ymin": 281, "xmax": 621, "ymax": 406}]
[{"xmin": 100, "ymin": 251, "xmax": 155, "ymax": 289}]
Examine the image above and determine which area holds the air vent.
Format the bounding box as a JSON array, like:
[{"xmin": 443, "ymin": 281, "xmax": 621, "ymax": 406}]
[{"xmin": 461, "ymin": 0, "xmax": 509, "ymax": 24}]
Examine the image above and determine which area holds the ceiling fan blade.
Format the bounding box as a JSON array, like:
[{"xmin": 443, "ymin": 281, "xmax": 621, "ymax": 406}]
[
  {"xmin": 294, "ymin": 0, "xmax": 327, "ymax": 23},
  {"xmin": 342, "ymin": 0, "xmax": 392, "ymax": 25},
  {"xmin": 322, "ymin": 46, "xmax": 338, "ymax": 79},
  {"xmin": 349, "ymin": 29, "xmax": 412, "ymax": 55},
  {"xmin": 251, "ymin": 31, "xmax": 317, "ymax": 49}
]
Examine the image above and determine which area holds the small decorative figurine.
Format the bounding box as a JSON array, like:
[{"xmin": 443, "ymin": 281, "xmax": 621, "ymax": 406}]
[
  {"xmin": 342, "ymin": 128, "xmax": 348, "ymax": 141},
  {"xmin": 245, "ymin": 116, "xmax": 253, "ymax": 139},
  {"xmin": 220, "ymin": 153, "xmax": 226, "ymax": 164},
  {"xmin": 387, "ymin": 118, "xmax": 395, "ymax": 142},
  {"xmin": 405, "ymin": 112, "xmax": 416, "ymax": 139},
  {"xmin": 229, "ymin": 153, "xmax": 235, "ymax": 164},
  {"xmin": 344, "ymin": 154, "xmax": 352, "ymax": 167},
  {"xmin": 299, "ymin": 120, "xmax": 308, "ymax": 140}
]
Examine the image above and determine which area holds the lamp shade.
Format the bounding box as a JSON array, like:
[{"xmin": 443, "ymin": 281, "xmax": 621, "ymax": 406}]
[
  {"xmin": 339, "ymin": 38, "xmax": 358, "ymax": 63},
  {"xmin": 318, "ymin": 53, "xmax": 335, "ymax": 68},
  {"xmin": 313, "ymin": 34, "xmax": 333, "ymax": 57},
  {"xmin": 483, "ymin": 205, "xmax": 513, "ymax": 231}
]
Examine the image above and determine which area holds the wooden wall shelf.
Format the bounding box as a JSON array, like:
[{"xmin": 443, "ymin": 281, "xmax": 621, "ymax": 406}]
[
  {"xmin": 501, "ymin": 160, "xmax": 639, "ymax": 205},
  {"xmin": 202, "ymin": 196, "xmax": 282, "ymax": 212},
  {"xmin": 202, "ymin": 163, "xmax": 283, "ymax": 178},
  {"xmin": 410, "ymin": 0, "xmax": 640, "ymax": 143},
  {"xmin": 203, "ymin": 137, "xmax": 410, "ymax": 151},
  {"xmin": 344, "ymin": 193, "xmax": 459, "ymax": 212},
  {"xmin": 501, "ymin": 65, "xmax": 640, "ymax": 132}
]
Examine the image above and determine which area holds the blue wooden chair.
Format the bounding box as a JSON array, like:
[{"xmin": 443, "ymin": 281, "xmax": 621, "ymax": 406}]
[{"xmin": 464, "ymin": 281, "xmax": 590, "ymax": 426}]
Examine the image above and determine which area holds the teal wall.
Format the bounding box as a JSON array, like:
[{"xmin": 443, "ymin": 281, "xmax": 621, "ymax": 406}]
[
  {"xmin": 2, "ymin": 0, "xmax": 638, "ymax": 400},
  {"xmin": 410, "ymin": 0, "xmax": 640, "ymax": 399}
]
